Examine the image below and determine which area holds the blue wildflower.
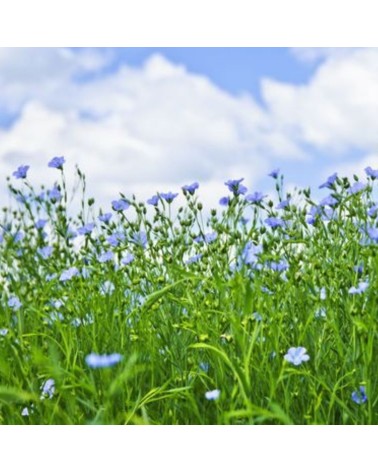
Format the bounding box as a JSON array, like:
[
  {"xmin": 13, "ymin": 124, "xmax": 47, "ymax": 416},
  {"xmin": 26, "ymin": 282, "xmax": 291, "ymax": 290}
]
[
  {"xmin": 0, "ymin": 328, "xmax": 8, "ymax": 336},
  {"xmin": 112, "ymin": 199, "xmax": 129, "ymax": 211},
  {"xmin": 224, "ymin": 178, "xmax": 247, "ymax": 195},
  {"xmin": 319, "ymin": 172, "xmax": 338, "ymax": 189},
  {"xmin": 367, "ymin": 204, "xmax": 378, "ymax": 217},
  {"xmin": 121, "ymin": 253, "xmax": 135, "ymax": 265},
  {"xmin": 182, "ymin": 182, "xmax": 199, "ymax": 195},
  {"xmin": 98, "ymin": 251, "xmax": 114, "ymax": 263},
  {"xmin": 367, "ymin": 227, "xmax": 378, "ymax": 242},
  {"xmin": 132, "ymin": 231, "xmax": 147, "ymax": 248},
  {"xmin": 194, "ymin": 232, "xmax": 217, "ymax": 244},
  {"xmin": 245, "ymin": 192, "xmax": 267, "ymax": 204},
  {"xmin": 252, "ymin": 312, "xmax": 263, "ymax": 322},
  {"xmin": 219, "ymin": 196, "xmax": 230, "ymax": 206},
  {"xmin": 147, "ymin": 195, "xmax": 159, "ymax": 206},
  {"xmin": 85, "ymin": 352, "xmax": 123, "ymax": 369},
  {"xmin": 37, "ymin": 246, "xmax": 53, "ymax": 260},
  {"xmin": 77, "ymin": 223, "xmax": 95, "ymax": 235},
  {"xmin": 100, "ymin": 281, "xmax": 115, "ymax": 295},
  {"xmin": 284, "ymin": 347, "xmax": 310, "ymax": 366},
  {"xmin": 59, "ymin": 267, "xmax": 79, "ymax": 282},
  {"xmin": 348, "ymin": 281, "xmax": 369, "ymax": 294},
  {"xmin": 268, "ymin": 168, "xmax": 280, "ymax": 179},
  {"xmin": 265, "ymin": 217, "xmax": 285, "ymax": 228},
  {"xmin": 48, "ymin": 156, "xmax": 65, "ymax": 169},
  {"xmin": 348, "ymin": 182, "xmax": 366, "ymax": 195},
  {"xmin": 186, "ymin": 254, "xmax": 202, "ymax": 264},
  {"xmin": 98, "ymin": 212, "xmax": 112, "ymax": 223},
  {"xmin": 35, "ymin": 219, "xmax": 48, "ymax": 229},
  {"xmin": 276, "ymin": 198, "xmax": 291, "ymax": 210},
  {"xmin": 40, "ymin": 379, "xmax": 55, "ymax": 399},
  {"xmin": 13, "ymin": 165, "xmax": 30, "ymax": 179},
  {"xmin": 107, "ymin": 232, "xmax": 125, "ymax": 247},
  {"xmin": 8, "ymin": 296, "xmax": 22, "ymax": 310},
  {"xmin": 205, "ymin": 389, "xmax": 220, "ymax": 401},
  {"xmin": 14, "ymin": 231, "xmax": 24, "ymax": 242},
  {"xmin": 319, "ymin": 195, "xmax": 338, "ymax": 207},
  {"xmin": 242, "ymin": 242, "xmax": 262, "ymax": 265},
  {"xmin": 365, "ymin": 166, "xmax": 378, "ymax": 179},
  {"xmin": 351, "ymin": 386, "xmax": 367, "ymax": 404},
  {"xmin": 160, "ymin": 192, "xmax": 179, "ymax": 203},
  {"xmin": 48, "ymin": 185, "xmax": 62, "ymax": 202}
]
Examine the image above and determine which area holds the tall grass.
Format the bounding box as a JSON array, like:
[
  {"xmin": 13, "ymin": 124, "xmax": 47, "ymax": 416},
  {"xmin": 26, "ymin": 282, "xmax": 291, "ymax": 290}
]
[{"xmin": 0, "ymin": 160, "xmax": 377, "ymax": 424}]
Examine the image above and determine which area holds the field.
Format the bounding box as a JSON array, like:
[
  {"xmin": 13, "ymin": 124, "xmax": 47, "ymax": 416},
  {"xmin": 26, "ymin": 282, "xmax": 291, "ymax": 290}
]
[{"xmin": 0, "ymin": 158, "xmax": 377, "ymax": 425}]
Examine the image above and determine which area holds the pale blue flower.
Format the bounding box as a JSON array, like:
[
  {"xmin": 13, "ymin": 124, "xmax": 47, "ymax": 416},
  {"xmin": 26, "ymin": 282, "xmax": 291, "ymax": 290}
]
[
  {"xmin": 40, "ymin": 378, "xmax": 55, "ymax": 399},
  {"xmin": 98, "ymin": 251, "xmax": 114, "ymax": 263},
  {"xmin": 121, "ymin": 253, "xmax": 135, "ymax": 265},
  {"xmin": 13, "ymin": 165, "xmax": 30, "ymax": 179},
  {"xmin": 186, "ymin": 254, "xmax": 202, "ymax": 264},
  {"xmin": 319, "ymin": 172, "xmax": 338, "ymax": 189},
  {"xmin": 59, "ymin": 267, "xmax": 79, "ymax": 282},
  {"xmin": 85, "ymin": 352, "xmax": 123, "ymax": 369},
  {"xmin": 98, "ymin": 212, "xmax": 112, "ymax": 223},
  {"xmin": 37, "ymin": 246, "xmax": 53, "ymax": 259},
  {"xmin": 8, "ymin": 296, "xmax": 22, "ymax": 310},
  {"xmin": 48, "ymin": 156, "xmax": 65, "ymax": 169},
  {"xmin": 351, "ymin": 386, "xmax": 367, "ymax": 404},
  {"xmin": 284, "ymin": 347, "xmax": 310, "ymax": 366},
  {"xmin": 205, "ymin": 389, "xmax": 220, "ymax": 400},
  {"xmin": 348, "ymin": 281, "xmax": 369, "ymax": 294},
  {"xmin": 100, "ymin": 281, "xmax": 115, "ymax": 295}
]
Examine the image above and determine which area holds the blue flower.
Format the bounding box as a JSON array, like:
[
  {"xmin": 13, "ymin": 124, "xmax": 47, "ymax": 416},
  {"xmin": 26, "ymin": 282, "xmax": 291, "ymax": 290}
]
[
  {"xmin": 37, "ymin": 246, "xmax": 53, "ymax": 260},
  {"xmin": 351, "ymin": 386, "xmax": 367, "ymax": 404},
  {"xmin": 348, "ymin": 281, "xmax": 369, "ymax": 294},
  {"xmin": 185, "ymin": 254, "xmax": 202, "ymax": 264},
  {"xmin": 367, "ymin": 227, "xmax": 378, "ymax": 242},
  {"xmin": 77, "ymin": 223, "xmax": 95, "ymax": 235},
  {"xmin": 268, "ymin": 168, "xmax": 280, "ymax": 179},
  {"xmin": 365, "ymin": 166, "xmax": 378, "ymax": 179},
  {"xmin": 284, "ymin": 347, "xmax": 310, "ymax": 366},
  {"xmin": 85, "ymin": 352, "xmax": 123, "ymax": 369},
  {"xmin": 194, "ymin": 232, "xmax": 217, "ymax": 244},
  {"xmin": 107, "ymin": 232, "xmax": 125, "ymax": 247},
  {"xmin": 48, "ymin": 156, "xmax": 65, "ymax": 169},
  {"xmin": 319, "ymin": 172, "xmax": 338, "ymax": 189},
  {"xmin": 132, "ymin": 231, "xmax": 147, "ymax": 248},
  {"xmin": 98, "ymin": 212, "xmax": 112, "ymax": 223},
  {"xmin": 147, "ymin": 195, "xmax": 159, "ymax": 206},
  {"xmin": 59, "ymin": 267, "xmax": 79, "ymax": 282},
  {"xmin": 13, "ymin": 165, "xmax": 30, "ymax": 179},
  {"xmin": 245, "ymin": 191, "xmax": 266, "ymax": 204},
  {"xmin": 35, "ymin": 219, "xmax": 48, "ymax": 229},
  {"xmin": 121, "ymin": 253, "xmax": 135, "ymax": 265},
  {"xmin": 224, "ymin": 178, "xmax": 247, "ymax": 195},
  {"xmin": 319, "ymin": 195, "xmax": 338, "ymax": 207},
  {"xmin": 40, "ymin": 378, "xmax": 55, "ymax": 399},
  {"xmin": 112, "ymin": 199, "xmax": 129, "ymax": 211},
  {"xmin": 367, "ymin": 204, "xmax": 378, "ymax": 217},
  {"xmin": 242, "ymin": 242, "xmax": 262, "ymax": 265},
  {"xmin": 219, "ymin": 196, "xmax": 230, "ymax": 206},
  {"xmin": 48, "ymin": 185, "xmax": 62, "ymax": 202},
  {"xmin": 8, "ymin": 296, "xmax": 22, "ymax": 310},
  {"xmin": 276, "ymin": 198, "xmax": 291, "ymax": 210},
  {"xmin": 348, "ymin": 182, "xmax": 366, "ymax": 195},
  {"xmin": 182, "ymin": 182, "xmax": 199, "ymax": 195},
  {"xmin": 160, "ymin": 192, "xmax": 179, "ymax": 203},
  {"xmin": 98, "ymin": 251, "xmax": 114, "ymax": 263},
  {"xmin": 205, "ymin": 389, "xmax": 220, "ymax": 400},
  {"xmin": 100, "ymin": 281, "xmax": 115, "ymax": 295},
  {"xmin": 265, "ymin": 217, "xmax": 284, "ymax": 228}
]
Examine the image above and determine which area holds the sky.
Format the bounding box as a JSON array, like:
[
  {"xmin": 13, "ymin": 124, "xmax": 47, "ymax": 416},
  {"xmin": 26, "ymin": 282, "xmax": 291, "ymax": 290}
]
[{"xmin": 1, "ymin": 47, "xmax": 378, "ymax": 212}]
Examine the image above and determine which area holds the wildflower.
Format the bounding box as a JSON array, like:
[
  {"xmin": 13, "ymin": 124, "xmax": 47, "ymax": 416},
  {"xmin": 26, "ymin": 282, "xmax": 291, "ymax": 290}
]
[
  {"xmin": 351, "ymin": 386, "xmax": 367, "ymax": 404},
  {"xmin": 348, "ymin": 281, "xmax": 369, "ymax": 294},
  {"xmin": 268, "ymin": 168, "xmax": 280, "ymax": 179},
  {"xmin": 77, "ymin": 223, "xmax": 95, "ymax": 235},
  {"xmin": 219, "ymin": 196, "xmax": 230, "ymax": 206},
  {"xmin": 284, "ymin": 347, "xmax": 310, "ymax": 366},
  {"xmin": 276, "ymin": 198, "xmax": 291, "ymax": 210},
  {"xmin": 315, "ymin": 308, "xmax": 327, "ymax": 319},
  {"xmin": 59, "ymin": 267, "xmax": 79, "ymax": 282},
  {"xmin": 245, "ymin": 191, "xmax": 267, "ymax": 204},
  {"xmin": 48, "ymin": 185, "xmax": 62, "ymax": 202},
  {"xmin": 85, "ymin": 352, "xmax": 123, "ymax": 369},
  {"xmin": 348, "ymin": 182, "xmax": 366, "ymax": 195},
  {"xmin": 147, "ymin": 195, "xmax": 159, "ymax": 206},
  {"xmin": 319, "ymin": 287, "xmax": 326, "ymax": 300},
  {"xmin": 98, "ymin": 251, "xmax": 114, "ymax": 263},
  {"xmin": 182, "ymin": 182, "xmax": 199, "ymax": 195},
  {"xmin": 199, "ymin": 362, "xmax": 209, "ymax": 372},
  {"xmin": 37, "ymin": 246, "xmax": 53, "ymax": 260},
  {"xmin": 13, "ymin": 165, "xmax": 30, "ymax": 179},
  {"xmin": 194, "ymin": 232, "xmax": 217, "ymax": 244},
  {"xmin": 132, "ymin": 231, "xmax": 147, "ymax": 248},
  {"xmin": 35, "ymin": 219, "xmax": 48, "ymax": 229},
  {"xmin": 100, "ymin": 281, "xmax": 115, "ymax": 295},
  {"xmin": 365, "ymin": 166, "xmax": 378, "ymax": 179},
  {"xmin": 71, "ymin": 313, "xmax": 94, "ymax": 327},
  {"xmin": 48, "ymin": 156, "xmax": 65, "ymax": 169},
  {"xmin": 13, "ymin": 231, "xmax": 24, "ymax": 242},
  {"xmin": 367, "ymin": 205, "xmax": 378, "ymax": 217},
  {"xmin": 185, "ymin": 254, "xmax": 202, "ymax": 264},
  {"xmin": 252, "ymin": 312, "xmax": 263, "ymax": 322},
  {"xmin": 21, "ymin": 407, "xmax": 31, "ymax": 416},
  {"xmin": 367, "ymin": 227, "xmax": 378, "ymax": 242},
  {"xmin": 160, "ymin": 192, "xmax": 179, "ymax": 203},
  {"xmin": 242, "ymin": 242, "xmax": 262, "ymax": 265},
  {"xmin": 0, "ymin": 328, "xmax": 8, "ymax": 336},
  {"xmin": 98, "ymin": 212, "xmax": 112, "ymax": 223},
  {"xmin": 319, "ymin": 172, "xmax": 338, "ymax": 189},
  {"xmin": 107, "ymin": 232, "xmax": 125, "ymax": 247},
  {"xmin": 266, "ymin": 260, "xmax": 289, "ymax": 271},
  {"xmin": 205, "ymin": 389, "xmax": 220, "ymax": 401},
  {"xmin": 121, "ymin": 253, "xmax": 135, "ymax": 265},
  {"xmin": 224, "ymin": 178, "xmax": 247, "ymax": 195},
  {"xmin": 40, "ymin": 379, "xmax": 55, "ymax": 399},
  {"xmin": 112, "ymin": 199, "xmax": 129, "ymax": 211},
  {"xmin": 8, "ymin": 296, "xmax": 22, "ymax": 310},
  {"xmin": 265, "ymin": 217, "xmax": 284, "ymax": 228},
  {"xmin": 319, "ymin": 195, "xmax": 338, "ymax": 207}
]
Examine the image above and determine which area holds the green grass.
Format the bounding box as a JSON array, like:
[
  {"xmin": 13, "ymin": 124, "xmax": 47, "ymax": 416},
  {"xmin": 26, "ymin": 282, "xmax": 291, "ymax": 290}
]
[{"xmin": 0, "ymin": 164, "xmax": 377, "ymax": 424}]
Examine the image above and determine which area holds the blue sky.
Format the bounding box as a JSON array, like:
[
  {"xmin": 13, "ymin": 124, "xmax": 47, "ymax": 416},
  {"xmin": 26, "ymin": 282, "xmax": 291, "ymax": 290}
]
[{"xmin": 1, "ymin": 47, "xmax": 378, "ymax": 210}]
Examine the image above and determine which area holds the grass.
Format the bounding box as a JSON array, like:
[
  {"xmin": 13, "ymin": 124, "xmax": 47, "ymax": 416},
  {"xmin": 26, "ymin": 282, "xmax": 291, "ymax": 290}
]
[{"xmin": 0, "ymin": 161, "xmax": 377, "ymax": 424}]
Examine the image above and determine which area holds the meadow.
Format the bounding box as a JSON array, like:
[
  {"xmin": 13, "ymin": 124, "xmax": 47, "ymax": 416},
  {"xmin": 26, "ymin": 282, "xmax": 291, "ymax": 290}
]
[{"xmin": 0, "ymin": 157, "xmax": 377, "ymax": 425}]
